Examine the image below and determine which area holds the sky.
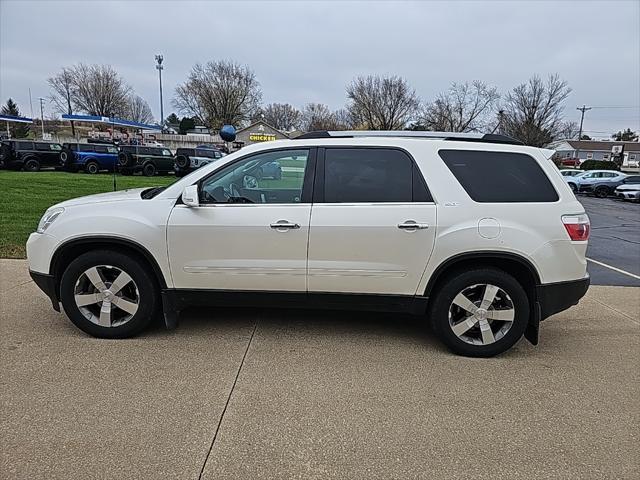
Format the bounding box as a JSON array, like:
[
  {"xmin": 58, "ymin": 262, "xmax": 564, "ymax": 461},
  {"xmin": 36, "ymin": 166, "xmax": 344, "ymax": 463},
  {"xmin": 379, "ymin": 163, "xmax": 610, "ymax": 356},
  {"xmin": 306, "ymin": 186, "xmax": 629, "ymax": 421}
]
[{"xmin": 1, "ymin": 0, "xmax": 639, "ymax": 138}]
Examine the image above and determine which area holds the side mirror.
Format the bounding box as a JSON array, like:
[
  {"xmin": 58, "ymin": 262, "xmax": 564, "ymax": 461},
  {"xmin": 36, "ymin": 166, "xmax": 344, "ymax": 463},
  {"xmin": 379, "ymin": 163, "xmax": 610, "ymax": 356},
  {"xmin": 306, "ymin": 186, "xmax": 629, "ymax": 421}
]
[{"xmin": 182, "ymin": 185, "xmax": 200, "ymax": 207}]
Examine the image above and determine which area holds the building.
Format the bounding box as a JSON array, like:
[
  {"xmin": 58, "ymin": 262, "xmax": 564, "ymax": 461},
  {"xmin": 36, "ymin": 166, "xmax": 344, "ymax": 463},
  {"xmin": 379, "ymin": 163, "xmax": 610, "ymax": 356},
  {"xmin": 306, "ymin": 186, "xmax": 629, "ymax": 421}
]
[
  {"xmin": 232, "ymin": 120, "xmax": 289, "ymax": 150},
  {"xmin": 547, "ymin": 139, "xmax": 640, "ymax": 166}
]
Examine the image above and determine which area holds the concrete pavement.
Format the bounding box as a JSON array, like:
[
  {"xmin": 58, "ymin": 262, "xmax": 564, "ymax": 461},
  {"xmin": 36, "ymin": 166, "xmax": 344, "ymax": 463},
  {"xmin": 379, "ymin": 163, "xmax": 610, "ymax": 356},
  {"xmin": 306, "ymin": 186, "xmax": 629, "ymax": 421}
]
[{"xmin": 1, "ymin": 259, "xmax": 639, "ymax": 479}]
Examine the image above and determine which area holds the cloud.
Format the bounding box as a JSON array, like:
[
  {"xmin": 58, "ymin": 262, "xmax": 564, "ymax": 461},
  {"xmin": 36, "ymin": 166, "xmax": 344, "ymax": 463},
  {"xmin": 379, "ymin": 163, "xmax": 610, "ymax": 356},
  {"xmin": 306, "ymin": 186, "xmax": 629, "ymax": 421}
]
[{"xmin": 1, "ymin": 0, "xmax": 638, "ymax": 135}]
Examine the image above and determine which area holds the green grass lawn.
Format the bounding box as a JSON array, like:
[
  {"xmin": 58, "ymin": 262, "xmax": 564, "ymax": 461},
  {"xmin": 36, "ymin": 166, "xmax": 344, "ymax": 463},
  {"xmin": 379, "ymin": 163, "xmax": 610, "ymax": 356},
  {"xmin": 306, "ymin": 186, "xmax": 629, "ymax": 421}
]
[{"xmin": 0, "ymin": 171, "xmax": 175, "ymax": 258}]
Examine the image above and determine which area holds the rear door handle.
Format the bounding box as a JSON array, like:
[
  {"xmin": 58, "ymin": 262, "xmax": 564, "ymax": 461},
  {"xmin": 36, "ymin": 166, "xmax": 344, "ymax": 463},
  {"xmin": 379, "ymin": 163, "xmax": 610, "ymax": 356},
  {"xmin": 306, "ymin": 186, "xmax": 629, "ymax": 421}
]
[
  {"xmin": 270, "ymin": 220, "xmax": 300, "ymax": 230},
  {"xmin": 398, "ymin": 221, "xmax": 429, "ymax": 230}
]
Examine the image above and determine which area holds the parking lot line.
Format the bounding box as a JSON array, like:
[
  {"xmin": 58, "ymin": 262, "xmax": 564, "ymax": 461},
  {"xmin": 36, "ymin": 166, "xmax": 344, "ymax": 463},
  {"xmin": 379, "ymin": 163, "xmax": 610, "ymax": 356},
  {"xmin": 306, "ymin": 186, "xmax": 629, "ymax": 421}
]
[{"xmin": 586, "ymin": 257, "xmax": 640, "ymax": 280}]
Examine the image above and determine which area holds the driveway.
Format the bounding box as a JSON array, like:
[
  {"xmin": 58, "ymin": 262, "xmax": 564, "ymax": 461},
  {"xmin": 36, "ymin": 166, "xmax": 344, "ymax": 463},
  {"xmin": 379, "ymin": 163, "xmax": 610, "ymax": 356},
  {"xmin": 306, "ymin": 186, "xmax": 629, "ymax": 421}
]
[{"xmin": 1, "ymin": 259, "xmax": 639, "ymax": 479}]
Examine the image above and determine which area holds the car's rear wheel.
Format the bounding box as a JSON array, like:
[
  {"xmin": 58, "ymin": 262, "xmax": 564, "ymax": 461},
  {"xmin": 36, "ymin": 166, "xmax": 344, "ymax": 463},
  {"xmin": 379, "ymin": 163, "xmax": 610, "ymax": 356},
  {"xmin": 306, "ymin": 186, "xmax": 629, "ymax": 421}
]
[
  {"xmin": 567, "ymin": 182, "xmax": 577, "ymax": 192},
  {"xmin": 23, "ymin": 157, "xmax": 40, "ymax": 172},
  {"xmin": 594, "ymin": 186, "xmax": 609, "ymax": 198},
  {"xmin": 142, "ymin": 163, "xmax": 156, "ymax": 177},
  {"xmin": 85, "ymin": 161, "xmax": 99, "ymax": 174},
  {"xmin": 59, "ymin": 250, "xmax": 158, "ymax": 338},
  {"xmin": 429, "ymin": 268, "xmax": 529, "ymax": 357}
]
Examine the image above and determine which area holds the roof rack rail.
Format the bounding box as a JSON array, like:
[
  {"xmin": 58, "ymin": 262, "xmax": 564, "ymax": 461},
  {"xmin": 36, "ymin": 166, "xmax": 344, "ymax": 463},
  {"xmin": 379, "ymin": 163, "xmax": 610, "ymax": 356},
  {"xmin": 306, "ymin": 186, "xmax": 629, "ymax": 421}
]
[{"xmin": 294, "ymin": 130, "xmax": 524, "ymax": 145}]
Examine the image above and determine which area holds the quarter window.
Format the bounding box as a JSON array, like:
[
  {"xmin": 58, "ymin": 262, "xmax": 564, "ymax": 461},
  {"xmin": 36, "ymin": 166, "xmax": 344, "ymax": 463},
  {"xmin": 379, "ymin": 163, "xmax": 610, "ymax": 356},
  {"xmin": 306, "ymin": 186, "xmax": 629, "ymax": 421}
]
[
  {"xmin": 439, "ymin": 150, "xmax": 559, "ymax": 203},
  {"xmin": 323, "ymin": 148, "xmax": 429, "ymax": 203},
  {"xmin": 200, "ymin": 149, "xmax": 309, "ymax": 204}
]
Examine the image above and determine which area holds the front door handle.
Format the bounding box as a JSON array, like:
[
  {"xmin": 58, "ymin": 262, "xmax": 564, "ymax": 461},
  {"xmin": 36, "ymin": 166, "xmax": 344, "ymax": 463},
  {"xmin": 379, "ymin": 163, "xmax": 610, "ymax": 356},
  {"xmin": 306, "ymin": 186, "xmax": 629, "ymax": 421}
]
[
  {"xmin": 398, "ymin": 221, "xmax": 429, "ymax": 230},
  {"xmin": 270, "ymin": 220, "xmax": 300, "ymax": 230}
]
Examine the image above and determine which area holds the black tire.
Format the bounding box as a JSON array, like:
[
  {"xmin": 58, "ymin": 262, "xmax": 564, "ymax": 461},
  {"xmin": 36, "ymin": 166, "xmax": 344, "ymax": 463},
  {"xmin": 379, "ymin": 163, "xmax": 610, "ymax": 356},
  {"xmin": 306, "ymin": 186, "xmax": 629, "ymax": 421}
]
[
  {"xmin": 23, "ymin": 157, "xmax": 41, "ymax": 172},
  {"xmin": 175, "ymin": 155, "xmax": 189, "ymax": 169},
  {"xmin": 85, "ymin": 161, "xmax": 99, "ymax": 174},
  {"xmin": 567, "ymin": 182, "xmax": 577, "ymax": 192},
  {"xmin": 59, "ymin": 250, "xmax": 159, "ymax": 339},
  {"xmin": 142, "ymin": 162, "xmax": 156, "ymax": 177},
  {"xmin": 429, "ymin": 268, "xmax": 529, "ymax": 357},
  {"xmin": 118, "ymin": 152, "xmax": 133, "ymax": 167},
  {"xmin": 594, "ymin": 186, "xmax": 609, "ymax": 198}
]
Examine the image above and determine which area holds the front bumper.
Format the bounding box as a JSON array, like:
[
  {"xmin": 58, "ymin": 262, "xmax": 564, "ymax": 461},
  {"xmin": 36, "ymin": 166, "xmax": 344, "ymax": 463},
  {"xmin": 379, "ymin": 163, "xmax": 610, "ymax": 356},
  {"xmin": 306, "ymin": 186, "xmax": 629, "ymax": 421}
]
[
  {"xmin": 616, "ymin": 190, "xmax": 640, "ymax": 200},
  {"xmin": 536, "ymin": 275, "xmax": 590, "ymax": 320},
  {"xmin": 29, "ymin": 270, "xmax": 60, "ymax": 311}
]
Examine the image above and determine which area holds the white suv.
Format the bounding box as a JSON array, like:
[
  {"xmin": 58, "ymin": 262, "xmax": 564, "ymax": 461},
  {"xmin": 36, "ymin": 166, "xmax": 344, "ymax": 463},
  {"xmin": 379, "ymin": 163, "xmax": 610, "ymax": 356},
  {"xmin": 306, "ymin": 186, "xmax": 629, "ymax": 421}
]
[{"xmin": 27, "ymin": 131, "xmax": 590, "ymax": 357}]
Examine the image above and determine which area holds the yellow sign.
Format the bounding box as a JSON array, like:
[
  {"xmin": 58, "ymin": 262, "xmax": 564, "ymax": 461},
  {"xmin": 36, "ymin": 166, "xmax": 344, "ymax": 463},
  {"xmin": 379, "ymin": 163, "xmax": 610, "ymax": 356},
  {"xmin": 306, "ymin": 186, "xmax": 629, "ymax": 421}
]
[{"xmin": 249, "ymin": 133, "xmax": 277, "ymax": 142}]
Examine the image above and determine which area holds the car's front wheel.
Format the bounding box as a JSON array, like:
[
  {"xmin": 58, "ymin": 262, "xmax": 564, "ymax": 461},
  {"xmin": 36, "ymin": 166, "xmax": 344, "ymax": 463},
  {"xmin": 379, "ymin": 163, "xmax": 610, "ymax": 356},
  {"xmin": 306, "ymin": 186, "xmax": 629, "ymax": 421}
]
[
  {"xmin": 429, "ymin": 268, "xmax": 529, "ymax": 357},
  {"xmin": 59, "ymin": 250, "xmax": 158, "ymax": 338}
]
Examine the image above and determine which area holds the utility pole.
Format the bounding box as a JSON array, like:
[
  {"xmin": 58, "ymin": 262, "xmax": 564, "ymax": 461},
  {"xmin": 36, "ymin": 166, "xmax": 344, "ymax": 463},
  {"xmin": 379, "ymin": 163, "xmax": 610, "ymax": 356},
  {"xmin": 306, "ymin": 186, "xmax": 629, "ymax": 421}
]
[
  {"xmin": 576, "ymin": 105, "xmax": 591, "ymax": 160},
  {"xmin": 155, "ymin": 54, "xmax": 164, "ymax": 129},
  {"xmin": 38, "ymin": 97, "xmax": 46, "ymax": 138}
]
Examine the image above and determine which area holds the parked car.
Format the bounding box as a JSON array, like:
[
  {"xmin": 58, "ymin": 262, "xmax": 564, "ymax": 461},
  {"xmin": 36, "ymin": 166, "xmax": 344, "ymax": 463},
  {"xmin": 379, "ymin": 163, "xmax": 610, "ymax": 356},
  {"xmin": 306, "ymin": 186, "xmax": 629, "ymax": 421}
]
[
  {"xmin": 559, "ymin": 169, "xmax": 584, "ymax": 177},
  {"xmin": 117, "ymin": 145, "xmax": 174, "ymax": 176},
  {"xmin": 613, "ymin": 175, "xmax": 640, "ymax": 202},
  {"xmin": 615, "ymin": 184, "xmax": 640, "ymax": 202},
  {"xmin": 60, "ymin": 143, "xmax": 119, "ymax": 174},
  {"xmin": 0, "ymin": 140, "xmax": 63, "ymax": 171},
  {"xmin": 174, "ymin": 146, "xmax": 226, "ymax": 177},
  {"xmin": 574, "ymin": 170, "xmax": 627, "ymax": 197},
  {"xmin": 27, "ymin": 131, "xmax": 590, "ymax": 357},
  {"xmin": 559, "ymin": 158, "xmax": 581, "ymax": 168}
]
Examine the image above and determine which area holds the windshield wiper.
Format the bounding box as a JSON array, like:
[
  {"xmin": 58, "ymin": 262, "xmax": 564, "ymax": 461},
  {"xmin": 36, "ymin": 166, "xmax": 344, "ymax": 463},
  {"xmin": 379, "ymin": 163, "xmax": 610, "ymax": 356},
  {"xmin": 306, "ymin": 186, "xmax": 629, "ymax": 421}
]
[{"xmin": 141, "ymin": 187, "xmax": 166, "ymax": 199}]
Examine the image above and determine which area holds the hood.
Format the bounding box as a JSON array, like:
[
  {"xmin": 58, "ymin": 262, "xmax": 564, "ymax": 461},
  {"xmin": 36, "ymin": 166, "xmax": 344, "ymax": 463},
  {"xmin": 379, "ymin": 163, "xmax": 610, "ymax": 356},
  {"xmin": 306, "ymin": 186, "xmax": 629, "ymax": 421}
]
[
  {"xmin": 52, "ymin": 188, "xmax": 148, "ymax": 208},
  {"xmin": 616, "ymin": 184, "xmax": 640, "ymax": 191}
]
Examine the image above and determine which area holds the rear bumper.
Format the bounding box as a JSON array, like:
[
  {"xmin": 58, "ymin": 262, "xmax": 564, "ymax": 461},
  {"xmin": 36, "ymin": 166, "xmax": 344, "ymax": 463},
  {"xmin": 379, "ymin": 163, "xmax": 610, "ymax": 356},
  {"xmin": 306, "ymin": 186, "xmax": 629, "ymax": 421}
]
[
  {"xmin": 29, "ymin": 270, "xmax": 60, "ymax": 312},
  {"xmin": 536, "ymin": 276, "xmax": 590, "ymax": 320}
]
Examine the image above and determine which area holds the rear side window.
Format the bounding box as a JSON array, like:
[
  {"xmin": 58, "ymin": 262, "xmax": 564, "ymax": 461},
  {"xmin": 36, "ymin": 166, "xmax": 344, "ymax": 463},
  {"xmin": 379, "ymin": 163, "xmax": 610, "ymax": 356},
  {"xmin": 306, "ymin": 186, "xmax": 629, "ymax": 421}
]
[
  {"xmin": 35, "ymin": 143, "xmax": 50, "ymax": 151},
  {"xmin": 323, "ymin": 148, "xmax": 417, "ymax": 203},
  {"xmin": 439, "ymin": 150, "xmax": 559, "ymax": 203},
  {"xmin": 16, "ymin": 141, "xmax": 34, "ymax": 150}
]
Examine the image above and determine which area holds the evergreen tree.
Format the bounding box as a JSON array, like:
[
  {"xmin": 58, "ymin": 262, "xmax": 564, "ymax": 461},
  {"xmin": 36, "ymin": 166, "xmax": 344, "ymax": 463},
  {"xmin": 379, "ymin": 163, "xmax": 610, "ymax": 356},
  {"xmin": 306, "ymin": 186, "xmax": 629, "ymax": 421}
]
[{"xmin": 1, "ymin": 98, "xmax": 31, "ymax": 138}]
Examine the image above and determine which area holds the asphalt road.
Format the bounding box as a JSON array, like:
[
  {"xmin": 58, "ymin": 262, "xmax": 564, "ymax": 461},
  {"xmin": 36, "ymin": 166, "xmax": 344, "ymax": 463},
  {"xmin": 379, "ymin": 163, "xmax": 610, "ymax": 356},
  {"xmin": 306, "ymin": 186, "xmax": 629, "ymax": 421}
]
[
  {"xmin": 1, "ymin": 259, "xmax": 639, "ymax": 479},
  {"xmin": 579, "ymin": 195, "xmax": 640, "ymax": 287}
]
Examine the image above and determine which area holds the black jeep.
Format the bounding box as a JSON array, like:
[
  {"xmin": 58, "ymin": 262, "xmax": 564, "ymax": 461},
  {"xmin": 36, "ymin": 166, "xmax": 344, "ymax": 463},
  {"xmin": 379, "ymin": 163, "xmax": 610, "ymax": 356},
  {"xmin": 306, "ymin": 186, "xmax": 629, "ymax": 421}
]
[
  {"xmin": 174, "ymin": 146, "xmax": 225, "ymax": 177},
  {"xmin": 0, "ymin": 140, "xmax": 63, "ymax": 171},
  {"xmin": 117, "ymin": 145, "xmax": 175, "ymax": 176}
]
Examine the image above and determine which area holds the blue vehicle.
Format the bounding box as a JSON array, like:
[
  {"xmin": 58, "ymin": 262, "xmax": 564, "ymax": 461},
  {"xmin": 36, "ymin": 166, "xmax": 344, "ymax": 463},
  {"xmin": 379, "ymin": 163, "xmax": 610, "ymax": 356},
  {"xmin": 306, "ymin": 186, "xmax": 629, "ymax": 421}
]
[{"xmin": 60, "ymin": 143, "xmax": 119, "ymax": 174}]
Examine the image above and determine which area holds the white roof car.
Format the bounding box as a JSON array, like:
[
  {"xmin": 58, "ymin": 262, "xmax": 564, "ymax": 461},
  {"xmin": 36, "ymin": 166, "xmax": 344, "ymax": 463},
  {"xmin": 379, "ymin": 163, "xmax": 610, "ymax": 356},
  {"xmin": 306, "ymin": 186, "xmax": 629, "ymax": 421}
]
[{"xmin": 27, "ymin": 131, "xmax": 590, "ymax": 357}]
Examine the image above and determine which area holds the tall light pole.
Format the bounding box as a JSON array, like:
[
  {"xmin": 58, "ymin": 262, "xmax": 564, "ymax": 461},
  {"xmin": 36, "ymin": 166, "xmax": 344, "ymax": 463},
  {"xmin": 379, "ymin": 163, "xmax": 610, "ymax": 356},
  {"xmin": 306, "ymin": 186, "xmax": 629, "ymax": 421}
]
[
  {"xmin": 155, "ymin": 54, "xmax": 164, "ymax": 129},
  {"xmin": 38, "ymin": 97, "xmax": 46, "ymax": 138}
]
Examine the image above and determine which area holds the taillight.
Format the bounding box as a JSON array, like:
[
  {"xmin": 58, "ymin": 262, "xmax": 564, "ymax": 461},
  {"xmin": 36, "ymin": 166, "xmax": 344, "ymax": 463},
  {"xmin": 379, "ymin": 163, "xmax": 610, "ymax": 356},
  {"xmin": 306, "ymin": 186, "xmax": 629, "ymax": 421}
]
[{"xmin": 562, "ymin": 214, "xmax": 590, "ymax": 241}]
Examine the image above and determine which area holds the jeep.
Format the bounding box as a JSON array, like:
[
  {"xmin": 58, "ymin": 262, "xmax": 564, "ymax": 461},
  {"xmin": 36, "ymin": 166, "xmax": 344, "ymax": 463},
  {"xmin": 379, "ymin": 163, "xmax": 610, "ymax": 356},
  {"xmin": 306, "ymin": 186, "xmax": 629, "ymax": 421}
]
[
  {"xmin": 0, "ymin": 140, "xmax": 63, "ymax": 171},
  {"xmin": 60, "ymin": 142, "xmax": 119, "ymax": 174},
  {"xmin": 117, "ymin": 145, "xmax": 174, "ymax": 176},
  {"xmin": 27, "ymin": 131, "xmax": 590, "ymax": 357},
  {"xmin": 174, "ymin": 146, "xmax": 226, "ymax": 177}
]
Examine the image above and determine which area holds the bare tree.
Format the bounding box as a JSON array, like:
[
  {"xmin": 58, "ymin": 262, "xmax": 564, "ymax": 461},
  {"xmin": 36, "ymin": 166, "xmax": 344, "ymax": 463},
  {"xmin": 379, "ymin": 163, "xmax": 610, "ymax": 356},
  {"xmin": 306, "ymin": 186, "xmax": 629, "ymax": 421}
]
[
  {"xmin": 559, "ymin": 121, "xmax": 580, "ymax": 140},
  {"xmin": 48, "ymin": 68, "xmax": 76, "ymax": 135},
  {"xmin": 173, "ymin": 60, "xmax": 262, "ymax": 130},
  {"xmin": 255, "ymin": 103, "xmax": 302, "ymax": 131},
  {"xmin": 301, "ymin": 103, "xmax": 346, "ymax": 131},
  {"xmin": 501, "ymin": 74, "xmax": 572, "ymax": 146},
  {"xmin": 125, "ymin": 95, "xmax": 154, "ymax": 124},
  {"xmin": 69, "ymin": 64, "xmax": 132, "ymax": 117},
  {"xmin": 346, "ymin": 75, "xmax": 420, "ymax": 130},
  {"xmin": 420, "ymin": 81, "xmax": 499, "ymax": 132}
]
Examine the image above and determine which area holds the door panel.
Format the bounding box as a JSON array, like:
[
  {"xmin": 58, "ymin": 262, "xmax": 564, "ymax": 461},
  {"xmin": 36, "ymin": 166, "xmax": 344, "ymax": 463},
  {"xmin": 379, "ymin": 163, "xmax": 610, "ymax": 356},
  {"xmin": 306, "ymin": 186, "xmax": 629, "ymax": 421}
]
[
  {"xmin": 168, "ymin": 204, "xmax": 311, "ymax": 291},
  {"xmin": 308, "ymin": 204, "xmax": 436, "ymax": 295}
]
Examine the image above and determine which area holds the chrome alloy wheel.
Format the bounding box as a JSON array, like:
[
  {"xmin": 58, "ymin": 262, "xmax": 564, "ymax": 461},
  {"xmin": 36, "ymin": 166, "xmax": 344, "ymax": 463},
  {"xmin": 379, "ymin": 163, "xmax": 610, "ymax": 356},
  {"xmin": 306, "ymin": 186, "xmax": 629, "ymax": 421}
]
[
  {"xmin": 73, "ymin": 265, "xmax": 139, "ymax": 327},
  {"xmin": 448, "ymin": 283, "xmax": 515, "ymax": 346}
]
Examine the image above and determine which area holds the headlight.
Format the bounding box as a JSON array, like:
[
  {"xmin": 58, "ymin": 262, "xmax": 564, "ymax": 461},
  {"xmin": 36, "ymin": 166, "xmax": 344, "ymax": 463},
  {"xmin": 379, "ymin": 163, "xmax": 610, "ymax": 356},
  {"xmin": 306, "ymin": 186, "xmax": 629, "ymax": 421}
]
[{"xmin": 37, "ymin": 207, "xmax": 64, "ymax": 234}]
